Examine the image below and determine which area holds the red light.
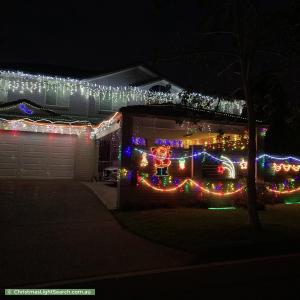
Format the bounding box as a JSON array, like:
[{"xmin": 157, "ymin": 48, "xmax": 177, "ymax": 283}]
[
  {"xmin": 217, "ymin": 165, "xmax": 224, "ymax": 175},
  {"xmin": 11, "ymin": 130, "xmax": 18, "ymax": 137}
]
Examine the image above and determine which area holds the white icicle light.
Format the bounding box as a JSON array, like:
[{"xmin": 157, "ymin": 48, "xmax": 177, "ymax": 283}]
[{"xmin": 0, "ymin": 70, "xmax": 245, "ymax": 115}]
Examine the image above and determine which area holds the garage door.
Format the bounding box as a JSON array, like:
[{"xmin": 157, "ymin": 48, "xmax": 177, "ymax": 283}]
[{"xmin": 0, "ymin": 131, "xmax": 76, "ymax": 178}]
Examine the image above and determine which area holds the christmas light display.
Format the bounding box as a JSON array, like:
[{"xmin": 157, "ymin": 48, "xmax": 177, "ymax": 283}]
[
  {"xmin": 256, "ymin": 154, "xmax": 300, "ymax": 163},
  {"xmin": 272, "ymin": 163, "xmax": 300, "ymax": 173},
  {"xmin": 202, "ymin": 134, "xmax": 248, "ymax": 152},
  {"xmin": 140, "ymin": 153, "xmax": 148, "ymax": 167},
  {"xmin": 19, "ymin": 103, "xmax": 33, "ymax": 115},
  {"xmin": 0, "ymin": 70, "xmax": 245, "ymax": 115},
  {"xmin": 208, "ymin": 207, "xmax": 236, "ymax": 210},
  {"xmin": 179, "ymin": 158, "xmax": 186, "ymax": 170},
  {"xmin": 134, "ymin": 148, "xmax": 242, "ymax": 163},
  {"xmin": 153, "ymin": 135, "xmax": 248, "ymax": 151},
  {"xmin": 217, "ymin": 165, "xmax": 225, "ymax": 175},
  {"xmin": 239, "ymin": 158, "xmax": 248, "ymax": 170},
  {"xmin": 138, "ymin": 176, "xmax": 245, "ymax": 196},
  {"xmin": 0, "ymin": 111, "xmax": 120, "ymax": 139},
  {"xmin": 136, "ymin": 148, "xmax": 300, "ymax": 165},
  {"xmin": 220, "ymin": 155, "xmax": 236, "ymax": 179},
  {"xmin": 266, "ymin": 186, "xmax": 300, "ymax": 194},
  {"xmin": 151, "ymin": 146, "xmax": 171, "ymax": 176},
  {"xmin": 132, "ymin": 136, "xmax": 146, "ymax": 146},
  {"xmin": 138, "ymin": 177, "xmax": 190, "ymax": 192},
  {"xmin": 155, "ymin": 138, "xmax": 183, "ymax": 148},
  {"xmin": 260, "ymin": 127, "xmax": 268, "ymax": 137}
]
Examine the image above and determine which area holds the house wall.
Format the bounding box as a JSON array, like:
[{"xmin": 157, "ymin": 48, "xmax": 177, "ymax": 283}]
[{"xmin": 118, "ymin": 114, "xmax": 252, "ymax": 210}]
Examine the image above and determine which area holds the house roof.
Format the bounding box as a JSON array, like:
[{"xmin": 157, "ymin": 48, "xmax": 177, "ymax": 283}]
[
  {"xmin": 119, "ymin": 104, "xmax": 263, "ymax": 126},
  {"xmin": 0, "ymin": 99, "xmax": 87, "ymax": 123}
]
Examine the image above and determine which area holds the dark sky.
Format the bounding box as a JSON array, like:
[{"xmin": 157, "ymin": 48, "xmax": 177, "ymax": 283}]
[{"xmin": 0, "ymin": 0, "xmax": 297, "ymax": 97}]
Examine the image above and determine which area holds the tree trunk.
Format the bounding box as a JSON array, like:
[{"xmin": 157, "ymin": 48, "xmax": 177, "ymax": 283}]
[
  {"xmin": 235, "ymin": 0, "xmax": 262, "ymax": 230},
  {"xmin": 246, "ymin": 93, "xmax": 262, "ymax": 230}
]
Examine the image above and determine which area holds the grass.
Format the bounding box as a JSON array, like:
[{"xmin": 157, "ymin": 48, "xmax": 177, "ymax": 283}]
[{"xmin": 114, "ymin": 204, "xmax": 300, "ymax": 262}]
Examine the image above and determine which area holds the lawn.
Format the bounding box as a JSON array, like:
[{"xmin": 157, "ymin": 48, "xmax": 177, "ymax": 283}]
[{"xmin": 114, "ymin": 204, "xmax": 300, "ymax": 262}]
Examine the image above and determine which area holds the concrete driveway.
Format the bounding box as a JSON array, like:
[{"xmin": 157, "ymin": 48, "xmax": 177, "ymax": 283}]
[{"xmin": 0, "ymin": 180, "xmax": 193, "ymax": 287}]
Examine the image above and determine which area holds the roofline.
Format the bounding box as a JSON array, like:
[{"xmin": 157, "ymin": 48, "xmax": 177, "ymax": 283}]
[
  {"xmin": 119, "ymin": 104, "xmax": 266, "ymax": 126},
  {"xmin": 84, "ymin": 64, "xmax": 159, "ymax": 82}
]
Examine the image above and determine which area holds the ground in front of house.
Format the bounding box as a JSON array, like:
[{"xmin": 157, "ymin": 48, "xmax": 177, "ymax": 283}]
[
  {"xmin": 0, "ymin": 180, "xmax": 193, "ymax": 287},
  {"xmin": 115, "ymin": 201, "xmax": 300, "ymax": 263}
]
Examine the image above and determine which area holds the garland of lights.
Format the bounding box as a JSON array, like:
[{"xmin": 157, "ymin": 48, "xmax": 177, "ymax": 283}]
[
  {"xmin": 135, "ymin": 148, "xmax": 300, "ymax": 165},
  {"xmin": 0, "ymin": 112, "xmax": 120, "ymax": 139},
  {"xmin": 272, "ymin": 163, "xmax": 300, "ymax": 173},
  {"xmin": 0, "ymin": 70, "xmax": 245, "ymax": 115},
  {"xmin": 138, "ymin": 177, "xmax": 245, "ymax": 196},
  {"xmin": 256, "ymin": 154, "xmax": 300, "ymax": 162},
  {"xmin": 266, "ymin": 186, "xmax": 300, "ymax": 194}
]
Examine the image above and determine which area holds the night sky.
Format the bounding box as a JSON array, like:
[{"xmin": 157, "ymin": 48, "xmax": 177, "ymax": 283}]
[{"xmin": 0, "ymin": 0, "xmax": 298, "ymax": 98}]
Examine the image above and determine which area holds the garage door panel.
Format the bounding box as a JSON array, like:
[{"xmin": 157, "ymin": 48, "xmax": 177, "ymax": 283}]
[
  {"xmin": 0, "ymin": 131, "xmax": 76, "ymax": 179},
  {"xmin": 50, "ymin": 153, "xmax": 74, "ymax": 160},
  {"xmin": 22, "ymin": 155, "xmax": 48, "ymax": 164},
  {"xmin": 0, "ymin": 152, "xmax": 18, "ymax": 162},
  {"xmin": 23, "ymin": 144, "xmax": 48, "ymax": 152},
  {"xmin": 48, "ymin": 164, "xmax": 73, "ymax": 170},
  {"xmin": 0, "ymin": 162, "xmax": 18, "ymax": 169},
  {"xmin": 21, "ymin": 163, "xmax": 48, "ymax": 170},
  {"xmin": 0, "ymin": 144, "xmax": 19, "ymax": 151},
  {"xmin": 20, "ymin": 169, "xmax": 48, "ymax": 177},
  {"xmin": 0, "ymin": 169, "xmax": 18, "ymax": 176}
]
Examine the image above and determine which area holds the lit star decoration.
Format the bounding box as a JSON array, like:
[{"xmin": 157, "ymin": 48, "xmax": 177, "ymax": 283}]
[{"xmin": 239, "ymin": 158, "xmax": 248, "ymax": 170}]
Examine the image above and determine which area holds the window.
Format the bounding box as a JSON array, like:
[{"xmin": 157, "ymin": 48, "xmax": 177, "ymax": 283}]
[{"xmin": 46, "ymin": 83, "xmax": 70, "ymax": 106}]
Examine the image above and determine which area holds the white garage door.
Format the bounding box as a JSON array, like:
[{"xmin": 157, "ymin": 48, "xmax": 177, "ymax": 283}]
[{"xmin": 0, "ymin": 131, "xmax": 76, "ymax": 178}]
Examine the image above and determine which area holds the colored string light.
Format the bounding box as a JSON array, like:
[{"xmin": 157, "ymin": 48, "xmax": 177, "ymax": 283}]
[
  {"xmin": 190, "ymin": 180, "xmax": 244, "ymax": 196},
  {"xmin": 272, "ymin": 163, "xmax": 300, "ymax": 173},
  {"xmin": 138, "ymin": 177, "xmax": 190, "ymax": 192},
  {"xmin": 266, "ymin": 186, "xmax": 300, "ymax": 194},
  {"xmin": 0, "ymin": 111, "xmax": 120, "ymax": 139},
  {"xmin": 19, "ymin": 103, "xmax": 33, "ymax": 115},
  {"xmin": 140, "ymin": 153, "xmax": 148, "ymax": 167},
  {"xmin": 135, "ymin": 148, "xmax": 300, "ymax": 165},
  {"xmin": 139, "ymin": 177, "xmax": 245, "ymax": 196},
  {"xmin": 256, "ymin": 154, "xmax": 300, "ymax": 163},
  {"xmin": 208, "ymin": 207, "xmax": 236, "ymax": 210}
]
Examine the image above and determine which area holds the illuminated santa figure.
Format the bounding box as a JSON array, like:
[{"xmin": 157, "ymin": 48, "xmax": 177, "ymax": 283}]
[{"xmin": 151, "ymin": 145, "xmax": 171, "ymax": 176}]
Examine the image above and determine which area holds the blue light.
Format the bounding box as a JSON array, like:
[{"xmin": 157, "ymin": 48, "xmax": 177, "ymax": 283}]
[{"xmin": 19, "ymin": 103, "xmax": 33, "ymax": 115}]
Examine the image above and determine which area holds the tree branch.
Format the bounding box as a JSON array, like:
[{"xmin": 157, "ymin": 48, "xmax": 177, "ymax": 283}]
[{"xmin": 217, "ymin": 59, "xmax": 239, "ymax": 77}]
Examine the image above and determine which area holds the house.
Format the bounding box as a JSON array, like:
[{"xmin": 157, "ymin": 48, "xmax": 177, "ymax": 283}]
[
  {"xmin": 97, "ymin": 103, "xmax": 268, "ymax": 209},
  {"xmin": 0, "ymin": 66, "xmax": 246, "ymax": 185}
]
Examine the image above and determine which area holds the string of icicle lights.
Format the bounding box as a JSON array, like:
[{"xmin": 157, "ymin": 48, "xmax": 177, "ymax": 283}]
[
  {"xmin": 0, "ymin": 70, "xmax": 245, "ymax": 115},
  {"xmin": 134, "ymin": 148, "xmax": 300, "ymax": 164}
]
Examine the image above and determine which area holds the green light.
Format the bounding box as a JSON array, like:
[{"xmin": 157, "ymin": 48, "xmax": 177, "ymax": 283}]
[
  {"xmin": 284, "ymin": 201, "xmax": 300, "ymax": 205},
  {"xmin": 208, "ymin": 207, "xmax": 236, "ymax": 210}
]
